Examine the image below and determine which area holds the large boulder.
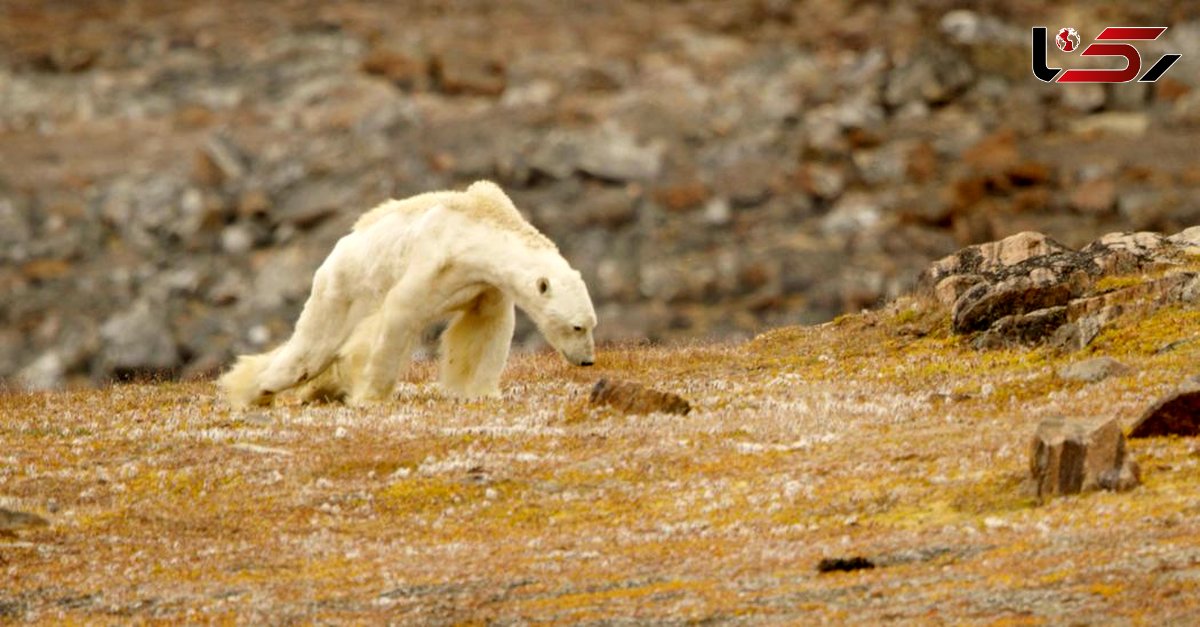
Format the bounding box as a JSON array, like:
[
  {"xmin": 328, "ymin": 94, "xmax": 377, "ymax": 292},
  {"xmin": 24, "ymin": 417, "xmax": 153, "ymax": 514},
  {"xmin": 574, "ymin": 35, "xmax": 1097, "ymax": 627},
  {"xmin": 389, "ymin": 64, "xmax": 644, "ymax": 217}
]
[
  {"xmin": 1129, "ymin": 378, "xmax": 1200, "ymax": 438},
  {"xmin": 920, "ymin": 229, "xmax": 1200, "ymax": 349},
  {"xmin": 1029, "ymin": 416, "xmax": 1140, "ymax": 501}
]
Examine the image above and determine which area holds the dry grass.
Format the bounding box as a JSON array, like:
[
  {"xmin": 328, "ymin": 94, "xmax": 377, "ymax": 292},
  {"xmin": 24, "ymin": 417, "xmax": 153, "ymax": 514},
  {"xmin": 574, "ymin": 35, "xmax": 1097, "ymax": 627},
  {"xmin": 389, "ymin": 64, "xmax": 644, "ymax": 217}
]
[{"xmin": 4, "ymin": 305, "xmax": 1200, "ymax": 623}]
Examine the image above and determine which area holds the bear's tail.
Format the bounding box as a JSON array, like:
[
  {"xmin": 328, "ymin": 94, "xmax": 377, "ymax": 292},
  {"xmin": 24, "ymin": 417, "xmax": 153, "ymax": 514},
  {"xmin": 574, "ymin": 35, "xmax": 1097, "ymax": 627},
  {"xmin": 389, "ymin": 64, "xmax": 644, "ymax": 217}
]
[{"xmin": 218, "ymin": 348, "xmax": 279, "ymax": 409}]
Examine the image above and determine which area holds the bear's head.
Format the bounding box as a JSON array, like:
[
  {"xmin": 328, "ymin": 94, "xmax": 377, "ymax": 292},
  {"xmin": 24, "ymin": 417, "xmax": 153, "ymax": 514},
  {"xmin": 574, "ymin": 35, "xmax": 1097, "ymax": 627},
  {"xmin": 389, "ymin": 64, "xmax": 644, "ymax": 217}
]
[{"xmin": 521, "ymin": 261, "xmax": 597, "ymax": 367}]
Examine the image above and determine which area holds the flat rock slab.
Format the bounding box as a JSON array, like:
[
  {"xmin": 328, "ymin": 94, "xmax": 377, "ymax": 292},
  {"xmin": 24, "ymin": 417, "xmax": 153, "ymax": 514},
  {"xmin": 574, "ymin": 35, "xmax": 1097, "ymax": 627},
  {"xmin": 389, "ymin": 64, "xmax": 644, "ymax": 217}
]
[
  {"xmin": 1057, "ymin": 357, "xmax": 1132, "ymax": 383},
  {"xmin": 1130, "ymin": 381, "xmax": 1200, "ymax": 438},
  {"xmin": 589, "ymin": 378, "xmax": 691, "ymax": 416}
]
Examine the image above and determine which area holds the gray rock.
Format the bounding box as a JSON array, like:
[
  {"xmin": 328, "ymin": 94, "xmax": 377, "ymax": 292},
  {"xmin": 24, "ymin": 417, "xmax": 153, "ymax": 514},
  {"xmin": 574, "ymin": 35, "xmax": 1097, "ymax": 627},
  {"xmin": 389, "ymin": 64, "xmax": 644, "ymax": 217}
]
[
  {"xmin": 575, "ymin": 131, "xmax": 664, "ymax": 182},
  {"xmin": 852, "ymin": 142, "xmax": 911, "ymax": 186},
  {"xmin": 920, "ymin": 231, "xmax": 1073, "ymax": 289},
  {"xmin": 1060, "ymin": 83, "xmax": 1106, "ymax": 113},
  {"xmin": 973, "ymin": 306, "xmax": 1067, "ymax": 349},
  {"xmin": 99, "ymin": 299, "xmax": 180, "ymax": 377},
  {"xmin": 1029, "ymin": 416, "xmax": 1140, "ymax": 501},
  {"xmin": 220, "ymin": 223, "xmax": 258, "ymax": 255},
  {"xmin": 1057, "ymin": 357, "xmax": 1131, "ymax": 383},
  {"xmin": 1048, "ymin": 312, "xmax": 1107, "ymax": 352},
  {"xmin": 952, "ymin": 277, "xmax": 1072, "ymax": 334},
  {"xmin": 199, "ymin": 133, "xmax": 249, "ymax": 184},
  {"xmin": 1168, "ymin": 226, "xmax": 1200, "ymax": 252},
  {"xmin": 526, "ymin": 133, "xmax": 581, "ymax": 180},
  {"xmin": 883, "ymin": 44, "xmax": 974, "ymax": 107},
  {"xmin": 275, "ymin": 179, "xmax": 358, "ymax": 229},
  {"xmin": 702, "ymin": 197, "xmax": 732, "ymax": 226},
  {"xmin": 17, "ymin": 351, "xmax": 67, "ymax": 391},
  {"xmin": 821, "ymin": 193, "xmax": 882, "ymax": 237},
  {"xmin": 938, "ymin": 10, "xmax": 1022, "ymax": 45}
]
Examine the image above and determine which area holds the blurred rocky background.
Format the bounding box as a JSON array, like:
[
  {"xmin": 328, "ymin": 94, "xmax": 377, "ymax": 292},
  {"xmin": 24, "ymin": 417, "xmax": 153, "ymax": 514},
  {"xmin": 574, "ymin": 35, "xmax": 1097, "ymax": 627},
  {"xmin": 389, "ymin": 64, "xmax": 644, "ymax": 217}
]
[{"xmin": 2, "ymin": 0, "xmax": 1199, "ymax": 389}]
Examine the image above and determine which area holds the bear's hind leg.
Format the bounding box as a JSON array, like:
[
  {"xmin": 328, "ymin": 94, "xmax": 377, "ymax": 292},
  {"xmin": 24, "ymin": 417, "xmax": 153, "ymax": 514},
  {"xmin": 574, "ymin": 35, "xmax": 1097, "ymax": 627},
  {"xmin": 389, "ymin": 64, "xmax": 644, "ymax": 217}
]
[
  {"xmin": 259, "ymin": 281, "xmax": 367, "ymax": 396},
  {"xmin": 439, "ymin": 288, "xmax": 515, "ymax": 399},
  {"xmin": 298, "ymin": 310, "xmax": 379, "ymax": 403}
]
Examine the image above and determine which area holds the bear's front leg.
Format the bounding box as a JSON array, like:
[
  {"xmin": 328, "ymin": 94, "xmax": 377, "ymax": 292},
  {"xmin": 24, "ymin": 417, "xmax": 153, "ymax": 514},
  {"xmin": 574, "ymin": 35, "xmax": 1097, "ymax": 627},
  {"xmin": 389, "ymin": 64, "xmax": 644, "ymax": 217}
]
[
  {"xmin": 439, "ymin": 288, "xmax": 515, "ymax": 399},
  {"xmin": 347, "ymin": 280, "xmax": 430, "ymax": 406}
]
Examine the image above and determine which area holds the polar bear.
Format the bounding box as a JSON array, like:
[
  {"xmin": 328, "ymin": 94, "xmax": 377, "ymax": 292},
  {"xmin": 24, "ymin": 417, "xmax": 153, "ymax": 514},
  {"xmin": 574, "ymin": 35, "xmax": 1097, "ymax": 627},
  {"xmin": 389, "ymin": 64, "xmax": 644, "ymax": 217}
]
[{"xmin": 219, "ymin": 180, "xmax": 597, "ymax": 408}]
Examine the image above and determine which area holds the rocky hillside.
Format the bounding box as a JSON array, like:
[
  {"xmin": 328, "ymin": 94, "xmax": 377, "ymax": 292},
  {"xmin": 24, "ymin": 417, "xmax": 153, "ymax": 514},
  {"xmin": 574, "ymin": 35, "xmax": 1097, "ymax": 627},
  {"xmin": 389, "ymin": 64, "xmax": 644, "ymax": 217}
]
[
  {"xmin": 3, "ymin": 1, "xmax": 1200, "ymax": 387},
  {"xmin": 4, "ymin": 224, "xmax": 1200, "ymax": 621}
]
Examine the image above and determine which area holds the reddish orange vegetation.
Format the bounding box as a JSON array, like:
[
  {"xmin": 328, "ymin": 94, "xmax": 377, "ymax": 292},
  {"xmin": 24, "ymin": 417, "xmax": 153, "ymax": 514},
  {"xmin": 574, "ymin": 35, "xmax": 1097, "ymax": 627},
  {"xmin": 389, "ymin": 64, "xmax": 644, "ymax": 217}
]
[{"xmin": 4, "ymin": 301, "xmax": 1200, "ymax": 622}]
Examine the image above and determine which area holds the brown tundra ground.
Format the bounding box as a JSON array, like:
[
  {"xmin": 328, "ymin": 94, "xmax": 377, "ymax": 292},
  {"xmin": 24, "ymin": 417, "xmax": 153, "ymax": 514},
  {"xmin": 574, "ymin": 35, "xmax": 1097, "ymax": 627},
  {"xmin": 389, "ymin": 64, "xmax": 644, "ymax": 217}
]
[{"xmin": 4, "ymin": 298, "xmax": 1200, "ymax": 624}]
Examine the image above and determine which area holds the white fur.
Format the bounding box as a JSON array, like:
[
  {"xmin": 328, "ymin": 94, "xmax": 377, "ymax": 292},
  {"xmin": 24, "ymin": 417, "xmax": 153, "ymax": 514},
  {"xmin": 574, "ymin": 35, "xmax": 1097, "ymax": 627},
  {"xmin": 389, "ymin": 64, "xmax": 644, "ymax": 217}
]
[{"xmin": 219, "ymin": 180, "xmax": 597, "ymax": 408}]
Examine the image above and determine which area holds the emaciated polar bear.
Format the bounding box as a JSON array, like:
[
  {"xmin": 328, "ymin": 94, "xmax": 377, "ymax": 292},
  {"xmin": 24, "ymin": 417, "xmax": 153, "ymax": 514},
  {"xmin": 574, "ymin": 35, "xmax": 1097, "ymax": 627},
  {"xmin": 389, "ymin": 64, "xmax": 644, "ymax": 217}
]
[{"xmin": 219, "ymin": 180, "xmax": 597, "ymax": 408}]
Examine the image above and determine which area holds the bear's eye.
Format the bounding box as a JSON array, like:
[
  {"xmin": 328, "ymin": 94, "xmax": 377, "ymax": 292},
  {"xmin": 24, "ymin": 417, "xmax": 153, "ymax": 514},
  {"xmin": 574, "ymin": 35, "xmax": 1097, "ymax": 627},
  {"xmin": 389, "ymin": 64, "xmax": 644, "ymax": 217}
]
[
  {"xmin": 537, "ymin": 277, "xmax": 550, "ymax": 295},
  {"xmin": 572, "ymin": 325, "xmax": 583, "ymax": 332}
]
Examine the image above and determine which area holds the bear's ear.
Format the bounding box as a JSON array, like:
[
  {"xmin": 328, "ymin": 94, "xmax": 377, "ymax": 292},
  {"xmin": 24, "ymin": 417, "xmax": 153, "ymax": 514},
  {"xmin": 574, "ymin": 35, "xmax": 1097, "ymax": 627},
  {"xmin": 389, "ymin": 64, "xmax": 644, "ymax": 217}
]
[{"xmin": 537, "ymin": 277, "xmax": 550, "ymax": 296}]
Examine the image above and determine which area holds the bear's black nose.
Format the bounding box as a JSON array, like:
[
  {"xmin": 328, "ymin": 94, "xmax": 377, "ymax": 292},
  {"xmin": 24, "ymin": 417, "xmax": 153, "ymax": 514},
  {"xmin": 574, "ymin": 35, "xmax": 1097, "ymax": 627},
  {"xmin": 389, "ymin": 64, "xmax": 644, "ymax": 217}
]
[{"xmin": 581, "ymin": 360, "xmax": 594, "ymax": 366}]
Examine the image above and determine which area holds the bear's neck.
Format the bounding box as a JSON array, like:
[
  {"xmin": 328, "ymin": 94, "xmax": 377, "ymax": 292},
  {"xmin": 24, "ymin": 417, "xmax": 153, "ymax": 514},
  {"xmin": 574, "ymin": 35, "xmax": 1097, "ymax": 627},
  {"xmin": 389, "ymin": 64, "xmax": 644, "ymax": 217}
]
[{"xmin": 457, "ymin": 229, "xmax": 554, "ymax": 310}]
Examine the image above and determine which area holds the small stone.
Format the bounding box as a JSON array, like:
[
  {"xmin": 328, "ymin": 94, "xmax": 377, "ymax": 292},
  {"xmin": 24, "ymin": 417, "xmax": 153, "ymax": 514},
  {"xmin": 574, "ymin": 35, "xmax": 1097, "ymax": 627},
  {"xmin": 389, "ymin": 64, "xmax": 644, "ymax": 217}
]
[
  {"xmin": 1098, "ymin": 461, "xmax": 1142, "ymax": 492},
  {"xmin": 1057, "ymin": 357, "xmax": 1131, "ymax": 383},
  {"xmin": 1061, "ymin": 83, "xmax": 1107, "ymax": 113},
  {"xmin": 360, "ymin": 47, "xmax": 426, "ymax": 89},
  {"xmin": 799, "ymin": 162, "xmax": 846, "ymax": 200},
  {"xmin": 1069, "ymin": 112, "xmax": 1149, "ymax": 137},
  {"xmin": 572, "ymin": 187, "xmax": 637, "ymax": 229},
  {"xmin": 884, "ymin": 44, "xmax": 973, "ymax": 107},
  {"xmin": 714, "ymin": 157, "xmax": 777, "ymax": 207},
  {"xmin": 1029, "ymin": 416, "xmax": 1140, "ymax": 501},
  {"xmin": 817, "ymin": 556, "xmax": 875, "ymax": 573},
  {"xmin": 0, "ymin": 507, "xmax": 49, "ymax": 533},
  {"xmin": 821, "ymin": 192, "xmax": 881, "ymax": 237},
  {"xmin": 1049, "ymin": 307, "xmax": 1116, "ymax": 352},
  {"xmin": 193, "ymin": 134, "xmax": 247, "ymax": 187},
  {"xmin": 589, "ymin": 378, "xmax": 691, "ymax": 416},
  {"xmin": 1129, "ymin": 380, "xmax": 1200, "ymax": 438},
  {"xmin": 702, "ymin": 197, "xmax": 732, "ymax": 226},
  {"xmin": 653, "ymin": 179, "xmax": 710, "ymax": 213},
  {"xmin": 576, "ymin": 132, "xmax": 664, "ymax": 182},
  {"xmin": 430, "ymin": 47, "xmax": 506, "ymax": 97},
  {"xmin": 220, "ymin": 224, "xmax": 256, "ymax": 255}
]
